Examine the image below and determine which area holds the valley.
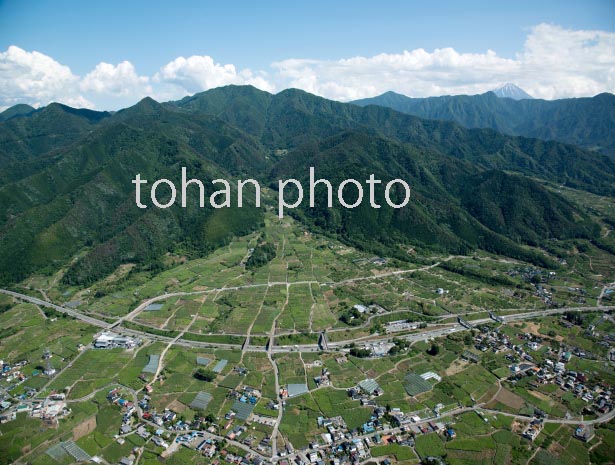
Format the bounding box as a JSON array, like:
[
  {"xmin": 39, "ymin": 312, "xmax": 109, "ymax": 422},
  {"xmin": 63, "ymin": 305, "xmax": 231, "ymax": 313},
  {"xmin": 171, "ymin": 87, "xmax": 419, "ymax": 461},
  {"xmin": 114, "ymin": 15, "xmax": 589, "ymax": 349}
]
[
  {"xmin": 1, "ymin": 203, "xmax": 614, "ymax": 465},
  {"xmin": 0, "ymin": 85, "xmax": 614, "ymax": 465}
]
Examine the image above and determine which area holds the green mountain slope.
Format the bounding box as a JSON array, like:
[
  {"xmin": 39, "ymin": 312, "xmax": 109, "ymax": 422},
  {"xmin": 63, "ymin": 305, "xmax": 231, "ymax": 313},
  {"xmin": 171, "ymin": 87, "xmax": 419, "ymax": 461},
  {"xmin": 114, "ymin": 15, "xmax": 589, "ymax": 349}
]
[
  {"xmin": 271, "ymin": 132, "xmax": 597, "ymax": 264},
  {"xmin": 0, "ymin": 100, "xmax": 264, "ymax": 285},
  {"xmin": 0, "ymin": 85, "xmax": 611, "ymax": 285},
  {"xmin": 174, "ymin": 86, "xmax": 615, "ymax": 196},
  {"xmin": 0, "ymin": 103, "xmax": 35, "ymax": 122}
]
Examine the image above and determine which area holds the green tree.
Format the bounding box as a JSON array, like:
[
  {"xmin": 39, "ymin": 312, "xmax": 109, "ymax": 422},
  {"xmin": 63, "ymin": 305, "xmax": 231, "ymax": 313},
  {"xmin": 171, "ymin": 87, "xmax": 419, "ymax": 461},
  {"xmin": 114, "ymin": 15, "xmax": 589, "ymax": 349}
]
[{"xmin": 194, "ymin": 368, "xmax": 217, "ymax": 382}]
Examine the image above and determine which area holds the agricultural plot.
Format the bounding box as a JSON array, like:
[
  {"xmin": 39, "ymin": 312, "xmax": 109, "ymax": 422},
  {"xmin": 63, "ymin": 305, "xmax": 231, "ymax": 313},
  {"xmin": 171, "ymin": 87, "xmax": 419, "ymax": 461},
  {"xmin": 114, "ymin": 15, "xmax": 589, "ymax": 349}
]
[
  {"xmin": 277, "ymin": 284, "xmax": 312, "ymax": 332},
  {"xmin": 47, "ymin": 348, "xmax": 135, "ymax": 393},
  {"xmin": 275, "ymin": 353, "xmax": 306, "ymax": 385},
  {"xmin": 310, "ymin": 388, "xmax": 373, "ymax": 430},
  {"xmin": 371, "ymin": 444, "xmax": 417, "ymax": 461},
  {"xmin": 253, "ymin": 286, "xmax": 287, "ymax": 334},
  {"xmin": 135, "ymin": 296, "xmax": 201, "ymax": 331},
  {"xmin": 322, "ymin": 355, "xmax": 366, "ymax": 388},
  {"xmin": 309, "ymin": 283, "xmax": 337, "ymax": 331},
  {"xmin": 0, "ymin": 400, "xmax": 97, "ymax": 464},
  {"xmin": 414, "ymin": 433, "xmax": 446, "ymax": 458},
  {"xmin": 240, "ymin": 352, "xmax": 277, "ymax": 398},
  {"xmin": 279, "ymin": 393, "xmax": 323, "ymax": 449},
  {"xmin": 214, "ymin": 286, "xmax": 268, "ymax": 334},
  {"xmin": 3, "ymin": 200, "xmax": 614, "ymax": 465}
]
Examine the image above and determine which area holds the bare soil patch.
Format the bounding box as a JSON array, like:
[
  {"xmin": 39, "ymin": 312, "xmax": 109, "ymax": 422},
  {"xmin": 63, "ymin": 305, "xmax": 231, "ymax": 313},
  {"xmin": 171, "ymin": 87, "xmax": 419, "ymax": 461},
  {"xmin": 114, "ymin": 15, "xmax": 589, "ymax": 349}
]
[
  {"xmin": 528, "ymin": 390, "xmax": 551, "ymax": 402},
  {"xmin": 167, "ymin": 399, "xmax": 187, "ymax": 413},
  {"xmin": 510, "ymin": 419, "xmax": 525, "ymax": 433},
  {"xmin": 73, "ymin": 415, "xmax": 96, "ymax": 440},
  {"xmin": 522, "ymin": 321, "xmax": 541, "ymax": 335},
  {"xmin": 444, "ymin": 358, "xmax": 468, "ymax": 376},
  {"xmin": 494, "ymin": 388, "xmax": 525, "ymax": 410}
]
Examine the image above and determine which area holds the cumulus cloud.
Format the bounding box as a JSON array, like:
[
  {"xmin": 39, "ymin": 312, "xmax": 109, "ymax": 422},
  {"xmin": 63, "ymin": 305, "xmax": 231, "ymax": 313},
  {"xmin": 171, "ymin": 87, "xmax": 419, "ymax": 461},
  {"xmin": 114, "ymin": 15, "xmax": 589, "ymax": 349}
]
[
  {"xmin": 273, "ymin": 24, "xmax": 615, "ymax": 101},
  {"xmin": 0, "ymin": 23, "xmax": 613, "ymax": 110},
  {"xmin": 273, "ymin": 49, "xmax": 519, "ymax": 101},
  {"xmin": 0, "ymin": 45, "xmax": 93, "ymax": 109},
  {"xmin": 155, "ymin": 55, "xmax": 274, "ymax": 95},
  {"xmin": 0, "ymin": 47, "xmax": 275, "ymax": 110},
  {"xmin": 81, "ymin": 61, "xmax": 151, "ymax": 97},
  {"xmin": 516, "ymin": 23, "xmax": 615, "ymax": 99}
]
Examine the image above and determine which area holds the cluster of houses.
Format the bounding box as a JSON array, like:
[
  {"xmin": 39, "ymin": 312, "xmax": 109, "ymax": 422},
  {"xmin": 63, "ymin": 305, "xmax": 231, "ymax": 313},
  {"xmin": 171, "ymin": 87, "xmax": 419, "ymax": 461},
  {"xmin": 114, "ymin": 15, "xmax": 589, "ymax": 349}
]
[
  {"xmin": 534, "ymin": 284, "xmax": 554, "ymax": 305},
  {"xmin": 359, "ymin": 340, "xmax": 396, "ymax": 356},
  {"xmin": 228, "ymin": 385, "xmax": 262, "ymax": 404},
  {"xmin": 0, "ymin": 383, "xmax": 69, "ymax": 425},
  {"xmin": 352, "ymin": 257, "xmax": 388, "ymax": 267},
  {"xmin": 286, "ymin": 374, "xmax": 462, "ymax": 464},
  {"xmin": 303, "ymin": 436, "xmax": 373, "ymax": 463},
  {"xmin": 105, "ymin": 385, "xmax": 257, "ymax": 462},
  {"xmin": 294, "ymin": 316, "xmax": 613, "ymax": 462},
  {"xmin": 507, "ymin": 267, "xmax": 559, "ymax": 305},
  {"xmin": 313, "ymin": 366, "xmax": 331, "ymax": 387},
  {"xmin": 307, "ymin": 403, "xmax": 458, "ymax": 465},
  {"xmin": 0, "ymin": 359, "xmax": 32, "ymax": 395},
  {"xmin": 574, "ymin": 424, "xmax": 595, "ymax": 442},
  {"xmin": 522, "ymin": 418, "xmax": 544, "ymax": 441},
  {"xmin": 472, "ymin": 320, "xmax": 613, "ymax": 440},
  {"xmin": 107, "ymin": 387, "xmax": 190, "ymax": 443}
]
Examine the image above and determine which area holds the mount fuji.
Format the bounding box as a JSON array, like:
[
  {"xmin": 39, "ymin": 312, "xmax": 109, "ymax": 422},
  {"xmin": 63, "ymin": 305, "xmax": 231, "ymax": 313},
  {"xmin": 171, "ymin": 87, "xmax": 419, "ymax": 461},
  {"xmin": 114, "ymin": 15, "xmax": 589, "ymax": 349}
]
[{"xmin": 493, "ymin": 83, "xmax": 534, "ymax": 100}]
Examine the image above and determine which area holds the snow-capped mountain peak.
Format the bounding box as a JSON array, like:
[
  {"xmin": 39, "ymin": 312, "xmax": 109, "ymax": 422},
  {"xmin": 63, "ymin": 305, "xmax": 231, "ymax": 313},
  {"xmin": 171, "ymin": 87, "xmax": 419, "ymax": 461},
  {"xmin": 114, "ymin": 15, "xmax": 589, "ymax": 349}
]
[{"xmin": 492, "ymin": 83, "xmax": 534, "ymax": 100}]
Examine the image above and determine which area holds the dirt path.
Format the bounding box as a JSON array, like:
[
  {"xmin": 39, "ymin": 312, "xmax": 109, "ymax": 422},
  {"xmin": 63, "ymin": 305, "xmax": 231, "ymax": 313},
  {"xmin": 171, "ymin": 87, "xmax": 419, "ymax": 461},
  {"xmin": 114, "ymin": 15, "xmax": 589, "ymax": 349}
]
[
  {"xmin": 526, "ymin": 446, "xmax": 541, "ymax": 465},
  {"xmin": 266, "ymin": 232, "xmax": 291, "ymax": 457},
  {"xmin": 307, "ymin": 280, "xmax": 316, "ymax": 333},
  {"xmin": 33, "ymin": 304, "xmax": 48, "ymax": 320},
  {"xmin": 151, "ymin": 305, "xmax": 201, "ymax": 384},
  {"xmin": 242, "ymin": 286, "xmax": 270, "ymax": 362}
]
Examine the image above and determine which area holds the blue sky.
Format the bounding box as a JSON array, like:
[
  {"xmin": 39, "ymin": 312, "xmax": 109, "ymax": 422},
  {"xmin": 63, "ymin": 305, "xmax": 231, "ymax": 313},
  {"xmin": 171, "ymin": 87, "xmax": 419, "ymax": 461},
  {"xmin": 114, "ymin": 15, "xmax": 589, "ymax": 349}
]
[{"xmin": 0, "ymin": 0, "xmax": 613, "ymax": 109}]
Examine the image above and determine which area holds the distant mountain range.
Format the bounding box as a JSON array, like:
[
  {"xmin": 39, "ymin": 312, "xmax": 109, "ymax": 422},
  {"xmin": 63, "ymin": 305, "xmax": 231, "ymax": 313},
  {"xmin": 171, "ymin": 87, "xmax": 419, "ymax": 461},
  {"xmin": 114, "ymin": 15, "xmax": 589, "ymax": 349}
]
[
  {"xmin": 0, "ymin": 85, "xmax": 613, "ymax": 285},
  {"xmin": 353, "ymin": 90, "xmax": 615, "ymax": 155}
]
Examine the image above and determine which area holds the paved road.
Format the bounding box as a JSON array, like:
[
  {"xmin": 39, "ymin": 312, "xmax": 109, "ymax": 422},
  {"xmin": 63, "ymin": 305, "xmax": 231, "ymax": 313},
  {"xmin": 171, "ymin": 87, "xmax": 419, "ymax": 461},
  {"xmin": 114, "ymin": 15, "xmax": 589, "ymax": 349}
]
[
  {"xmin": 0, "ymin": 289, "xmax": 112, "ymax": 328},
  {"xmin": 479, "ymin": 406, "xmax": 615, "ymax": 426},
  {"xmin": 2, "ymin": 288, "xmax": 614, "ymax": 354}
]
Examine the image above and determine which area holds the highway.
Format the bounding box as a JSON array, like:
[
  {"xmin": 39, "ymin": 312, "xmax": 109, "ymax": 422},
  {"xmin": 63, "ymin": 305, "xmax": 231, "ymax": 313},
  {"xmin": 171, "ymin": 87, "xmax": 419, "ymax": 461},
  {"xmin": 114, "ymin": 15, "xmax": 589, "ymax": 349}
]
[
  {"xmin": 2, "ymin": 288, "xmax": 613, "ymax": 354},
  {"xmin": 0, "ymin": 289, "xmax": 112, "ymax": 328}
]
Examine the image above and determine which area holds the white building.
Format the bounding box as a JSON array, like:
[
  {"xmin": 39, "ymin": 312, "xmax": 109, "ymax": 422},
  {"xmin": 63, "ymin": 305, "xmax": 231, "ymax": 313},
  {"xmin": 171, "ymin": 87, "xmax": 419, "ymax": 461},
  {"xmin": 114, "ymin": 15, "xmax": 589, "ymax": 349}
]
[{"xmin": 94, "ymin": 332, "xmax": 138, "ymax": 349}]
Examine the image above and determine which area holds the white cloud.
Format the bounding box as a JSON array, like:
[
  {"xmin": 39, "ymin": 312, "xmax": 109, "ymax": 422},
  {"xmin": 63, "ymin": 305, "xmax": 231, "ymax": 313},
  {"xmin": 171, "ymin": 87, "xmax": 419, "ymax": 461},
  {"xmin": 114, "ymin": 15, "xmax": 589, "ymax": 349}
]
[
  {"xmin": 516, "ymin": 23, "xmax": 615, "ymax": 99},
  {"xmin": 0, "ymin": 23, "xmax": 613, "ymax": 111},
  {"xmin": 0, "ymin": 48, "xmax": 275, "ymax": 110},
  {"xmin": 155, "ymin": 55, "xmax": 274, "ymax": 96},
  {"xmin": 0, "ymin": 45, "xmax": 92, "ymax": 109},
  {"xmin": 273, "ymin": 48, "xmax": 518, "ymax": 101},
  {"xmin": 81, "ymin": 61, "xmax": 151, "ymax": 97},
  {"xmin": 273, "ymin": 23, "xmax": 615, "ymax": 101}
]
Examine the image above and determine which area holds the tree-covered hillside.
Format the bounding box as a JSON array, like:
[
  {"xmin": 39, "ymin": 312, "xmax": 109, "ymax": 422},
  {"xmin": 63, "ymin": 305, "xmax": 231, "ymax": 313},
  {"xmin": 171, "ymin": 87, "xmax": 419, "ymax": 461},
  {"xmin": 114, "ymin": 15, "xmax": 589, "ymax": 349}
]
[
  {"xmin": 353, "ymin": 91, "xmax": 615, "ymax": 155},
  {"xmin": 0, "ymin": 85, "xmax": 613, "ymax": 286}
]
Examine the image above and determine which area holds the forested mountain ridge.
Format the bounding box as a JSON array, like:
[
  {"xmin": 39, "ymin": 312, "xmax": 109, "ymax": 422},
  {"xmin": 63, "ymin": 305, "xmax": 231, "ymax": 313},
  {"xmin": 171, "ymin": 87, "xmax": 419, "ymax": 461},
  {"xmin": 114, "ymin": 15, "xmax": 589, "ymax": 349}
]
[
  {"xmin": 0, "ymin": 85, "xmax": 612, "ymax": 285},
  {"xmin": 353, "ymin": 91, "xmax": 615, "ymax": 155}
]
